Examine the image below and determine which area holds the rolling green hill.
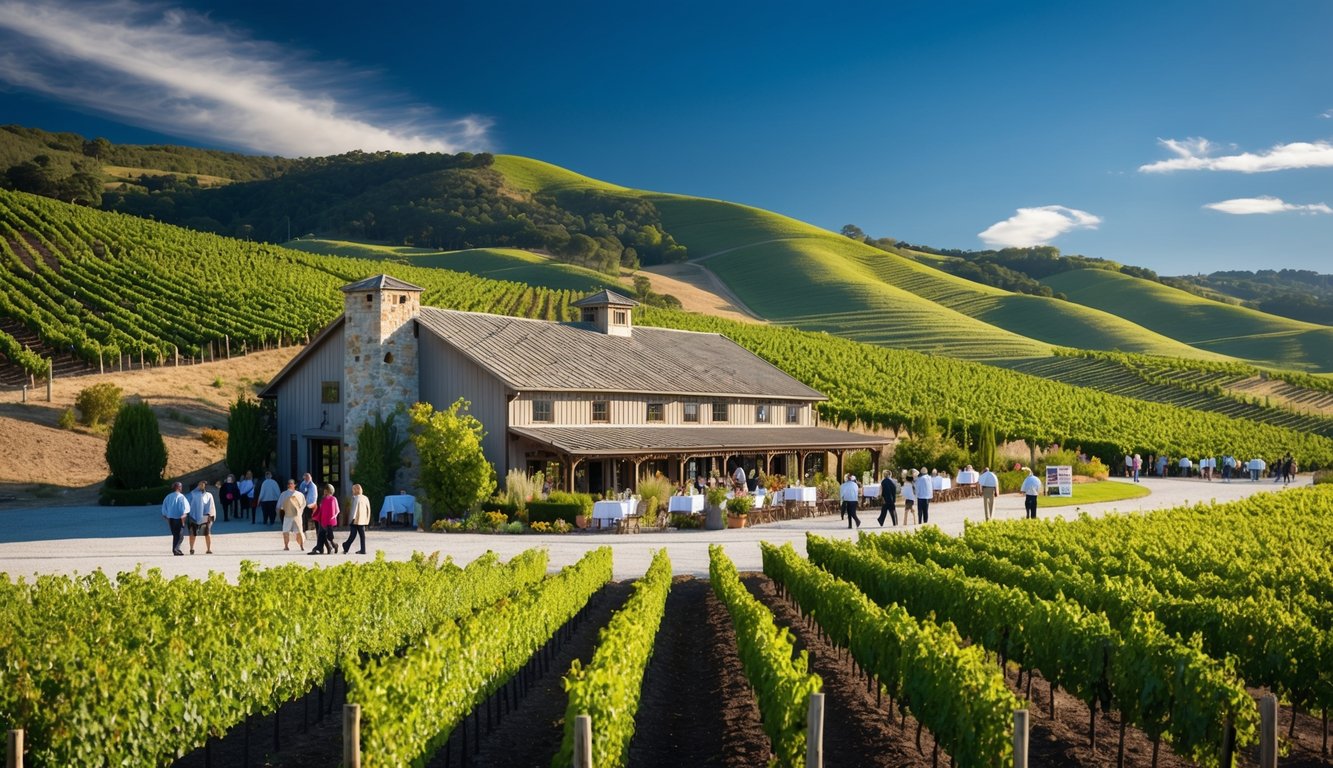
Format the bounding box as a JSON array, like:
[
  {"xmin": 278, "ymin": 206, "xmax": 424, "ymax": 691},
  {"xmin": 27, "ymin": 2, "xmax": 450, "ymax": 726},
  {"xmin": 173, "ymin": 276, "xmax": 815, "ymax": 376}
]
[
  {"xmin": 2, "ymin": 188, "xmax": 1329, "ymax": 466},
  {"xmin": 285, "ymin": 239, "xmax": 616, "ymax": 293},
  {"xmin": 1043, "ymin": 269, "xmax": 1333, "ymax": 373}
]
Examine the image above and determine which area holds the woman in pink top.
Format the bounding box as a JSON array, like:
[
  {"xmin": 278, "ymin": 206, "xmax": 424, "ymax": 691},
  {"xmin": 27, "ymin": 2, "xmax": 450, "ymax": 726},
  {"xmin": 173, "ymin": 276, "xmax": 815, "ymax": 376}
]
[{"xmin": 310, "ymin": 484, "xmax": 340, "ymax": 555}]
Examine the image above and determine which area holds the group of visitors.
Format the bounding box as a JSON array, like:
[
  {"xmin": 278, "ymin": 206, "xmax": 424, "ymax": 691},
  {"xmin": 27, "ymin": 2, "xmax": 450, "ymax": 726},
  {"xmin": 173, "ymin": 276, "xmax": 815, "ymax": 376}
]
[
  {"xmin": 1127, "ymin": 452, "xmax": 1299, "ymax": 483},
  {"xmin": 161, "ymin": 472, "xmax": 373, "ymax": 556}
]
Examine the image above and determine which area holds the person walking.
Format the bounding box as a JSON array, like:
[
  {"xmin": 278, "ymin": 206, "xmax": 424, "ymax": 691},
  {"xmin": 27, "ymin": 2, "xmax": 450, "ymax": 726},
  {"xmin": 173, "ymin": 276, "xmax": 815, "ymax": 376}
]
[
  {"xmin": 298, "ymin": 472, "xmax": 319, "ymax": 534},
  {"xmin": 914, "ymin": 467, "xmax": 934, "ymax": 525},
  {"xmin": 258, "ymin": 471, "xmax": 281, "ymax": 525},
  {"xmin": 186, "ymin": 480, "xmax": 217, "ymax": 554},
  {"xmin": 311, "ymin": 484, "xmax": 339, "ymax": 555},
  {"xmin": 161, "ymin": 481, "xmax": 189, "ymax": 556},
  {"xmin": 839, "ymin": 473, "xmax": 861, "ymax": 529},
  {"xmin": 342, "ymin": 483, "xmax": 371, "ymax": 554},
  {"xmin": 1020, "ymin": 468, "xmax": 1041, "ymax": 520},
  {"xmin": 1131, "ymin": 454, "xmax": 1142, "ymax": 483},
  {"xmin": 902, "ymin": 470, "xmax": 916, "ymax": 525},
  {"xmin": 978, "ymin": 466, "xmax": 999, "ymax": 521},
  {"xmin": 277, "ymin": 479, "xmax": 307, "ymax": 551},
  {"xmin": 237, "ymin": 471, "xmax": 256, "ymax": 523},
  {"xmin": 877, "ymin": 472, "xmax": 898, "ymax": 527},
  {"xmin": 219, "ymin": 474, "xmax": 240, "ymax": 522}
]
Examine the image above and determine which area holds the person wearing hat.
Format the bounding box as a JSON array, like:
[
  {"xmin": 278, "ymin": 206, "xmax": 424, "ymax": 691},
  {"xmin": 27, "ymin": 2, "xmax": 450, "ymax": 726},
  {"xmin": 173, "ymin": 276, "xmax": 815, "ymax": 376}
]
[
  {"xmin": 1020, "ymin": 468, "xmax": 1042, "ymax": 519},
  {"xmin": 161, "ymin": 481, "xmax": 189, "ymax": 556},
  {"xmin": 978, "ymin": 466, "xmax": 999, "ymax": 521}
]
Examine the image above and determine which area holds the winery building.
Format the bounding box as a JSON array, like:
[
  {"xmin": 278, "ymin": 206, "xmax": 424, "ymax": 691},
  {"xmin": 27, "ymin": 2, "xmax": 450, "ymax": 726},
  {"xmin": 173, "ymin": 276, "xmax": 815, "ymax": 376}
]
[{"xmin": 260, "ymin": 276, "xmax": 887, "ymax": 495}]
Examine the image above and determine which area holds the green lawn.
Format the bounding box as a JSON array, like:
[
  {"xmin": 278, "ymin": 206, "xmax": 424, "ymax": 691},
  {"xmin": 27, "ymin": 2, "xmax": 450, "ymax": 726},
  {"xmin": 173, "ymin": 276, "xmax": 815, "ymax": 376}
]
[{"xmin": 1038, "ymin": 480, "xmax": 1151, "ymax": 508}]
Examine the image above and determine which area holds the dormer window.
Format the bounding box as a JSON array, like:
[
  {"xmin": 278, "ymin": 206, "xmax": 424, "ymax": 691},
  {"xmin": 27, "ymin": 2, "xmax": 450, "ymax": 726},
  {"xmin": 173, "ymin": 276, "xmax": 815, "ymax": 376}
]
[
  {"xmin": 613, "ymin": 310, "xmax": 627, "ymax": 325},
  {"xmin": 582, "ymin": 309, "xmax": 596, "ymax": 323}
]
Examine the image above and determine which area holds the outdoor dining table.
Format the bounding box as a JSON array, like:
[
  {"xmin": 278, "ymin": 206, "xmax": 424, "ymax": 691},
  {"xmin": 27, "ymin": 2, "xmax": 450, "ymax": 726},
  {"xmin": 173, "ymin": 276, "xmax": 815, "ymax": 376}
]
[
  {"xmin": 592, "ymin": 499, "xmax": 636, "ymax": 528},
  {"xmin": 667, "ymin": 494, "xmax": 705, "ymax": 514},
  {"xmin": 379, "ymin": 494, "xmax": 416, "ymax": 526},
  {"xmin": 776, "ymin": 486, "xmax": 817, "ymax": 505},
  {"xmin": 861, "ymin": 483, "xmax": 881, "ymax": 499}
]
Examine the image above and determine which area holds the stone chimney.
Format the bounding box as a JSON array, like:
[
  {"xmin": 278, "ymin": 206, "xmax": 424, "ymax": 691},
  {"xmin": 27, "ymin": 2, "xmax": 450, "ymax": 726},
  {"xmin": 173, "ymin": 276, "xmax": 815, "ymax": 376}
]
[{"xmin": 340, "ymin": 275, "xmax": 424, "ymax": 492}]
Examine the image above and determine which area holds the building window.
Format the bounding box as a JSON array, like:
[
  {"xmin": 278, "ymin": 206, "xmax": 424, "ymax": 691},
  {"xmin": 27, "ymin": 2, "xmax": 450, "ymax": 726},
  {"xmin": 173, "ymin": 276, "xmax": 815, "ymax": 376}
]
[
  {"xmin": 712, "ymin": 401, "xmax": 728, "ymax": 422},
  {"xmin": 321, "ymin": 381, "xmax": 340, "ymax": 404},
  {"xmin": 592, "ymin": 400, "xmax": 609, "ymax": 422},
  {"xmin": 533, "ymin": 400, "xmax": 553, "ymax": 422},
  {"xmin": 646, "ymin": 402, "xmax": 664, "ymax": 422},
  {"xmin": 365, "ymin": 293, "xmax": 373, "ymax": 303},
  {"xmin": 756, "ymin": 403, "xmax": 771, "ymax": 423},
  {"xmin": 683, "ymin": 402, "xmax": 699, "ymax": 423},
  {"xmin": 613, "ymin": 310, "xmax": 627, "ymax": 325},
  {"xmin": 582, "ymin": 309, "xmax": 596, "ymax": 323},
  {"xmin": 398, "ymin": 295, "xmax": 407, "ymax": 304},
  {"xmin": 787, "ymin": 405, "xmax": 801, "ymax": 424}
]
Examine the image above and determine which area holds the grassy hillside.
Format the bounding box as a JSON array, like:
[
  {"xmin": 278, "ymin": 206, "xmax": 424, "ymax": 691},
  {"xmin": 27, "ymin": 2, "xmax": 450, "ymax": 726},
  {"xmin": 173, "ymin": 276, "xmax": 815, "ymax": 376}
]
[
  {"xmin": 1043, "ymin": 270, "xmax": 1333, "ymax": 373},
  {"xmin": 2, "ymin": 188, "xmax": 1329, "ymax": 465},
  {"xmin": 285, "ymin": 239, "xmax": 616, "ymax": 293}
]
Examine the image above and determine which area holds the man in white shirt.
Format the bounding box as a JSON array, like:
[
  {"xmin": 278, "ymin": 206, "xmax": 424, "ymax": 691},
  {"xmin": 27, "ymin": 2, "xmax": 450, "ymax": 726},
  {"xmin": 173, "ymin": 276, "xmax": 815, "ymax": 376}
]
[
  {"xmin": 914, "ymin": 468, "xmax": 934, "ymax": 524},
  {"xmin": 277, "ymin": 479, "xmax": 308, "ymax": 551},
  {"xmin": 978, "ymin": 466, "xmax": 999, "ymax": 521},
  {"xmin": 839, "ymin": 474, "xmax": 861, "ymax": 529},
  {"xmin": 186, "ymin": 480, "xmax": 217, "ymax": 555},
  {"xmin": 1178, "ymin": 457, "xmax": 1193, "ymax": 477},
  {"xmin": 1020, "ymin": 468, "xmax": 1041, "ymax": 519}
]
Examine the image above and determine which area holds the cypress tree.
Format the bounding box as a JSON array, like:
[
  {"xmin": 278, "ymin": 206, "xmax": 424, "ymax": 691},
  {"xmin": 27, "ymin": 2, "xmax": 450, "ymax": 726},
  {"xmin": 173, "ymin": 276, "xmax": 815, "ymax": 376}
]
[
  {"xmin": 350, "ymin": 410, "xmax": 407, "ymax": 515},
  {"xmin": 226, "ymin": 396, "xmax": 273, "ymax": 476},
  {"xmin": 105, "ymin": 400, "xmax": 167, "ymax": 489}
]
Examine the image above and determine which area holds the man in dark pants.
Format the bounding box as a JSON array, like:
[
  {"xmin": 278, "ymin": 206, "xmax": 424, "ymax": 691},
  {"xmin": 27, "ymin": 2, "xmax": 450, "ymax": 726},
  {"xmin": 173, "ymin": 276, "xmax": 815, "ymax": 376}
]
[
  {"xmin": 914, "ymin": 468, "xmax": 933, "ymax": 525},
  {"xmin": 877, "ymin": 474, "xmax": 898, "ymax": 526},
  {"xmin": 1020, "ymin": 468, "xmax": 1041, "ymax": 519},
  {"xmin": 161, "ymin": 481, "xmax": 189, "ymax": 556},
  {"xmin": 839, "ymin": 473, "xmax": 861, "ymax": 529}
]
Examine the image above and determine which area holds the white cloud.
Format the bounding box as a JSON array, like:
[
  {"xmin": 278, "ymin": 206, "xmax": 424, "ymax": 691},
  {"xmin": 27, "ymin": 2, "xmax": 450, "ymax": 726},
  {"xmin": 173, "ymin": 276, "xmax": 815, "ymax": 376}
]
[
  {"xmin": 977, "ymin": 205, "xmax": 1102, "ymax": 248},
  {"xmin": 0, "ymin": 0, "xmax": 491, "ymax": 156},
  {"xmin": 1203, "ymin": 196, "xmax": 1333, "ymax": 215},
  {"xmin": 1140, "ymin": 136, "xmax": 1333, "ymax": 173}
]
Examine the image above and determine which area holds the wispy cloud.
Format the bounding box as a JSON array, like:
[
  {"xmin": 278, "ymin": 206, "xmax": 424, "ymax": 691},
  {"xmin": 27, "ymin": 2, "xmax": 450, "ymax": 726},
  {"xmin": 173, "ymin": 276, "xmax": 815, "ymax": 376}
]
[
  {"xmin": 1204, "ymin": 196, "xmax": 1333, "ymax": 215},
  {"xmin": 1140, "ymin": 136, "xmax": 1333, "ymax": 173},
  {"xmin": 977, "ymin": 205, "xmax": 1102, "ymax": 248},
  {"xmin": 0, "ymin": 0, "xmax": 491, "ymax": 156}
]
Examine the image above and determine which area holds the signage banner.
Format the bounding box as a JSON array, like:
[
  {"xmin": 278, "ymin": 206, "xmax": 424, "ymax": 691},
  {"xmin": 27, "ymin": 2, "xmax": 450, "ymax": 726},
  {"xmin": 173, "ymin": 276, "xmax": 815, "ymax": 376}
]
[{"xmin": 1046, "ymin": 465, "xmax": 1073, "ymax": 497}]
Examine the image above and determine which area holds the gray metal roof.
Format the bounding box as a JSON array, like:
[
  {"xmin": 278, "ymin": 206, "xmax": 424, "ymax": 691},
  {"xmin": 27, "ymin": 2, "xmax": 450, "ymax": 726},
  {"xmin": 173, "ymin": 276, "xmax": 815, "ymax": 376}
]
[
  {"xmin": 509, "ymin": 425, "xmax": 888, "ymax": 456},
  {"xmin": 571, "ymin": 289, "xmax": 638, "ymax": 308},
  {"xmin": 340, "ymin": 274, "xmax": 425, "ymax": 293},
  {"xmin": 415, "ymin": 307, "xmax": 826, "ymax": 400}
]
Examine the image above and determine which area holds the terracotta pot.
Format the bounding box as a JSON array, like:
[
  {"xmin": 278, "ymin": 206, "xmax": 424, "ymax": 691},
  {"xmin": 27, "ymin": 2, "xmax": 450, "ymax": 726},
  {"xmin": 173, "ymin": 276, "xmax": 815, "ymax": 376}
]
[
  {"xmin": 726, "ymin": 513, "xmax": 748, "ymax": 529},
  {"xmin": 575, "ymin": 514, "xmax": 589, "ymax": 530}
]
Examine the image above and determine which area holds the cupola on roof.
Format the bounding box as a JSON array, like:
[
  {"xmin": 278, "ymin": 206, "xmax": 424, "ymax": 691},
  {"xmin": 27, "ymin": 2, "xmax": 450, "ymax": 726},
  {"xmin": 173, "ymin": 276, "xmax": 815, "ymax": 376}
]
[{"xmin": 571, "ymin": 289, "xmax": 638, "ymax": 308}]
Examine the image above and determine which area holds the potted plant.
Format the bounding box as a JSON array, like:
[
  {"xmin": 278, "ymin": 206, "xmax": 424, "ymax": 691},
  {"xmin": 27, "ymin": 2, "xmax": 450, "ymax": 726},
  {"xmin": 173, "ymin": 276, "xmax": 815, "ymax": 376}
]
[
  {"xmin": 725, "ymin": 494, "xmax": 751, "ymax": 528},
  {"xmin": 704, "ymin": 485, "xmax": 728, "ymax": 530}
]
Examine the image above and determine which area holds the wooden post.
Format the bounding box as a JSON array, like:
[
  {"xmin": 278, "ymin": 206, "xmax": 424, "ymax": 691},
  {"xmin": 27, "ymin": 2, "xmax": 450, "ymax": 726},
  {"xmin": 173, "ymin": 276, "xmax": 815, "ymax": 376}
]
[
  {"xmin": 7, "ymin": 728, "xmax": 23, "ymax": 768},
  {"xmin": 99, "ymin": 350, "xmax": 104, "ymax": 374},
  {"xmin": 225, "ymin": 334, "xmax": 230, "ymax": 359},
  {"xmin": 45, "ymin": 359, "xmax": 51, "ymax": 402},
  {"xmin": 1013, "ymin": 709, "xmax": 1029, "ymax": 768},
  {"xmin": 343, "ymin": 704, "xmax": 360, "ymax": 768},
  {"xmin": 1260, "ymin": 694, "xmax": 1278, "ymax": 768},
  {"xmin": 805, "ymin": 692, "xmax": 825, "ymax": 768},
  {"xmin": 572, "ymin": 714, "xmax": 592, "ymax": 768}
]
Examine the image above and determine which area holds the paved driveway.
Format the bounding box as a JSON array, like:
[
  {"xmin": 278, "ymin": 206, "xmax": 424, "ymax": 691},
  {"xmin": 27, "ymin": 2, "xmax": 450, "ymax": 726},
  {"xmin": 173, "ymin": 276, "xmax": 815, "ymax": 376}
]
[{"xmin": 0, "ymin": 476, "xmax": 1309, "ymax": 581}]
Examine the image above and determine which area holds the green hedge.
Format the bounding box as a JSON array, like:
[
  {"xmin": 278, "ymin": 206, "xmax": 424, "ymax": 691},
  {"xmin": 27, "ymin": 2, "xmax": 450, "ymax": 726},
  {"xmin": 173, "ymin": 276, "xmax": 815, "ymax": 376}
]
[{"xmin": 527, "ymin": 500, "xmax": 580, "ymax": 525}]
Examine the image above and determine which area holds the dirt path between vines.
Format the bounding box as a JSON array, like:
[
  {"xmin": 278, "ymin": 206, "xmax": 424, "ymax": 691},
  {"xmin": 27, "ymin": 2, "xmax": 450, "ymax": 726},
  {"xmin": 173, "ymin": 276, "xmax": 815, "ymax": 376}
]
[{"xmin": 627, "ymin": 577, "xmax": 772, "ymax": 767}]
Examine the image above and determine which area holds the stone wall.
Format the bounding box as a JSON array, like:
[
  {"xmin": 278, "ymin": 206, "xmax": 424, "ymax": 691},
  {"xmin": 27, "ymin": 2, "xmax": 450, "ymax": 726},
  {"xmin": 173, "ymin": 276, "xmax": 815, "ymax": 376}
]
[{"xmin": 342, "ymin": 289, "xmax": 421, "ymax": 495}]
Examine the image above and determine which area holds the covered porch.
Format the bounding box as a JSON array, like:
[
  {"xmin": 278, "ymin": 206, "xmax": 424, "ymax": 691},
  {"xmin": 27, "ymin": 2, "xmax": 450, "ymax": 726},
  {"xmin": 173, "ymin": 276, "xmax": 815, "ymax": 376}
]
[{"xmin": 509, "ymin": 425, "xmax": 890, "ymax": 495}]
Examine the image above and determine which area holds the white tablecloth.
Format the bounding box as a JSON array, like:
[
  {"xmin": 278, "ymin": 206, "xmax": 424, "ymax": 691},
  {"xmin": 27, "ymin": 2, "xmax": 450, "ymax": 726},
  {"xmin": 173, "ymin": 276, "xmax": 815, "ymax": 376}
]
[
  {"xmin": 668, "ymin": 495, "xmax": 705, "ymax": 514},
  {"xmin": 379, "ymin": 495, "xmax": 416, "ymax": 525},
  {"xmin": 775, "ymin": 486, "xmax": 817, "ymax": 504},
  {"xmin": 592, "ymin": 500, "xmax": 635, "ymax": 523},
  {"xmin": 861, "ymin": 484, "xmax": 881, "ymax": 499},
  {"xmin": 956, "ymin": 470, "xmax": 979, "ymax": 485}
]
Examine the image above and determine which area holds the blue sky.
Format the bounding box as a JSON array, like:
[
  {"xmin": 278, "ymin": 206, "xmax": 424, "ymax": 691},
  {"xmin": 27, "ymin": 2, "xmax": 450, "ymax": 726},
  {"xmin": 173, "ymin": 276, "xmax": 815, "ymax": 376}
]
[{"xmin": 1, "ymin": 0, "xmax": 1331, "ymax": 274}]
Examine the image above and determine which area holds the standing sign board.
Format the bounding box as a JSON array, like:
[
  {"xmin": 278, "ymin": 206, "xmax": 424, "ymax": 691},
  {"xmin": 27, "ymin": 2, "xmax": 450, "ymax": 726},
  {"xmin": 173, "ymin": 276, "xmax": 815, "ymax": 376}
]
[{"xmin": 1046, "ymin": 466, "xmax": 1073, "ymax": 497}]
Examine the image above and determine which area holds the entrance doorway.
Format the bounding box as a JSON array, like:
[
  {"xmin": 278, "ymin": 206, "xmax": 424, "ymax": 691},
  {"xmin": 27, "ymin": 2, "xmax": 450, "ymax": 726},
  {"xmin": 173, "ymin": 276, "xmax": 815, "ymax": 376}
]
[{"xmin": 310, "ymin": 439, "xmax": 342, "ymax": 495}]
